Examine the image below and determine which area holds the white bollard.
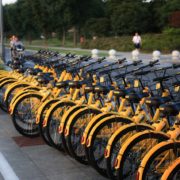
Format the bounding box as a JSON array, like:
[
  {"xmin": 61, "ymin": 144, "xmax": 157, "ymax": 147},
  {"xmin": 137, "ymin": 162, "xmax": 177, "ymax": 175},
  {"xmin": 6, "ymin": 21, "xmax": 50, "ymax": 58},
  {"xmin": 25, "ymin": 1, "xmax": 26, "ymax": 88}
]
[
  {"xmin": 91, "ymin": 49, "xmax": 99, "ymax": 58},
  {"xmin": 172, "ymin": 50, "xmax": 180, "ymax": 61},
  {"xmin": 132, "ymin": 49, "xmax": 140, "ymax": 61},
  {"xmin": 152, "ymin": 50, "xmax": 161, "ymax": 61},
  {"xmin": 108, "ymin": 49, "xmax": 117, "ymax": 60}
]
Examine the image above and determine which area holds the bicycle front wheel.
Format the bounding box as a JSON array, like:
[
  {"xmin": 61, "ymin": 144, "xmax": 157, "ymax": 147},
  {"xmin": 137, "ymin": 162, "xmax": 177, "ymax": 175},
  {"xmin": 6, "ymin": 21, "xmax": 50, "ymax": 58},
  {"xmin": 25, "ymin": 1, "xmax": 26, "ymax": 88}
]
[
  {"xmin": 138, "ymin": 140, "xmax": 180, "ymax": 180},
  {"xmin": 67, "ymin": 107, "xmax": 102, "ymax": 164},
  {"xmin": 46, "ymin": 101, "xmax": 76, "ymax": 151},
  {"xmin": 12, "ymin": 93, "xmax": 43, "ymax": 137}
]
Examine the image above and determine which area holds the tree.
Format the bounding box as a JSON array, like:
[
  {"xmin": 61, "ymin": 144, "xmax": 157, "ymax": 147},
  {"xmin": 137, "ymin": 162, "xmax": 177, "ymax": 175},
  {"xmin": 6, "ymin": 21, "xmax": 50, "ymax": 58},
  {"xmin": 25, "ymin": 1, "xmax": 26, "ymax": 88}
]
[
  {"xmin": 160, "ymin": 0, "xmax": 180, "ymax": 28},
  {"xmin": 109, "ymin": 2, "xmax": 151, "ymax": 35},
  {"xmin": 84, "ymin": 18, "xmax": 110, "ymax": 37}
]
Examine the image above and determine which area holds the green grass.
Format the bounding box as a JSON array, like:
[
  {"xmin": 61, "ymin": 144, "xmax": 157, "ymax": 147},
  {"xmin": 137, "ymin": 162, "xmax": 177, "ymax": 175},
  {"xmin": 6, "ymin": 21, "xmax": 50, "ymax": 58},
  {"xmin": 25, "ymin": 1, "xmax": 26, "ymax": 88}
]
[
  {"xmin": 81, "ymin": 33, "xmax": 180, "ymax": 53},
  {"xmin": 0, "ymin": 59, "xmax": 5, "ymax": 70},
  {"xmin": 23, "ymin": 38, "xmax": 81, "ymax": 48}
]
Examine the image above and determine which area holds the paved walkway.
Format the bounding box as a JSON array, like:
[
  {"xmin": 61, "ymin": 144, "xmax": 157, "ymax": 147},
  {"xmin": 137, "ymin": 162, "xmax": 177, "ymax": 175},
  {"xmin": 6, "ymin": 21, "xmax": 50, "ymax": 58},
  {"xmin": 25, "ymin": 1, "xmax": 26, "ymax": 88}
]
[
  {"xmin": 4, "ymin": 46, "xmax": 179, "ymax": 65},
  {"xmin": 26, "ymin": 45, "xmax": 175, "ymax": 62},
  {"xmin": 0, "ymin": 110, "xmax": 106, "ymax": 180}
]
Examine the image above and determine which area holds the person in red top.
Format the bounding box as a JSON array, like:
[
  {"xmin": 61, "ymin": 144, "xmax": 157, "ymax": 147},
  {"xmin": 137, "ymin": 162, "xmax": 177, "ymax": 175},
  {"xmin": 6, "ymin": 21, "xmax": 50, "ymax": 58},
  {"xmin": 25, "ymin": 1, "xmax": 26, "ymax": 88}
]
[{"xmin": 80, "ymin": 35, "xmax": 85, "ymax": 44}]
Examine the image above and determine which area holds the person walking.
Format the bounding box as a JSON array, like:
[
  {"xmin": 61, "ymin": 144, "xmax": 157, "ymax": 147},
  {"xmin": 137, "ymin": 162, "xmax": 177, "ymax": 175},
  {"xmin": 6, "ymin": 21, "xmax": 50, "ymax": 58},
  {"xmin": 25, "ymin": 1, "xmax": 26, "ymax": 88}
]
[
  {"xmin": 132, "ymin": 32, "xmax": 142, "ymax": 50},
  {"xmin": 10, "ymin": 35, "xmax": 18, "ymax": 57},
  {"xmin": 80, "ymin": 35, "xmax": 85, "ymax": 45}
]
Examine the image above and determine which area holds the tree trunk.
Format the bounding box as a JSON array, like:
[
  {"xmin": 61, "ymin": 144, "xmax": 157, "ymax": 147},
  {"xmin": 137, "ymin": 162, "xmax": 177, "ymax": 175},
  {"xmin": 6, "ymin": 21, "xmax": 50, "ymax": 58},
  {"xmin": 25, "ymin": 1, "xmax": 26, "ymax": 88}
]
[
  {"xmin": 28, "ymin": 34, "xmax": 32, "ymax": 45},
  {"xmin": 62, "ymin": 28, "xmax": 66, "ymax": 47},
  {"xmin": 73, "ymin": 27, "xmax": 77, "ymax": 47}
]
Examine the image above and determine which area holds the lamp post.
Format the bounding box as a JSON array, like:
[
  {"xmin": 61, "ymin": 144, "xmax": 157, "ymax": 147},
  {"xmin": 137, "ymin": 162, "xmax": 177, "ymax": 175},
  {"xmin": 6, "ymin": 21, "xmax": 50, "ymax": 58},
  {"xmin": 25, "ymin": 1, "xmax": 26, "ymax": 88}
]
[{"xmin": 0, "ymin": 0, "xmax": 4, "ymax": 62}]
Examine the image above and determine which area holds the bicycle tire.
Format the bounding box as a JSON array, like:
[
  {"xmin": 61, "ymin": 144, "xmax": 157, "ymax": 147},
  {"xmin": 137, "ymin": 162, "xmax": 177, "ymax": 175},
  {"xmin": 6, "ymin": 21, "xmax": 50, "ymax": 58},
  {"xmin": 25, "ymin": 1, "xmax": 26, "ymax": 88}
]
[
  {"xmin": 46, "ymin": 101, "xmax": 76, "ymax": 151},
  {"xmin": 82, "ymin": 112, "xmax": 116, "ymax": 162},
  {"xmin": 5, "ymin": 83, "xmax": 29, "ymax": 109},
  {"xmin": 67, "ymin": 107, "xmax": 102, "ymax": 164},
  {"xmin": 161, "ymin": 157, "xmax": 180, "ymax": 180},
  {"xmin": 106, "ymin": 123, "xmax": 154, "ymax": 180},
  {"xmin": 88, "ymin": 116, "xmax": 132, "ymax": 177},
  {"xmin": 138, "ymin": 140, "xmax": 180, "ymax": 180},
  {"xmin": 0, "ymin": 77, "xmax": 16, "ymax": 83},
  {"xmin": 117, "ymin": 131, "xmax": 170, "ymax": 180},
  {"xmin": 0, "ymin": 79, "xmax": 17, "ymax": 111},
  {"xmin": 9, "ymin": 87, "xmax": 40, "ymax": 110},
  {"xmin": 12, "ymin": 93, "xmax": 43, "ymax": 137},
  {"xmin": 60, "ymin": 105, "xmax": 87, "ymax": 154},
  {"xmin": 39, "ymin": 98, "xmax": 60, "ymax": 146}
]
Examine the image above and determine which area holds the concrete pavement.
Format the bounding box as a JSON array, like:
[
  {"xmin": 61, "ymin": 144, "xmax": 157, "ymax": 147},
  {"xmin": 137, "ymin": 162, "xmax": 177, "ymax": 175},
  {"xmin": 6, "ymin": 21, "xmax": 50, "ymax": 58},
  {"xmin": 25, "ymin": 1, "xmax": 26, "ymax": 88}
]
[{"xmin": 26, "ymin": 45, "xmax": 175, "ymax": 62}]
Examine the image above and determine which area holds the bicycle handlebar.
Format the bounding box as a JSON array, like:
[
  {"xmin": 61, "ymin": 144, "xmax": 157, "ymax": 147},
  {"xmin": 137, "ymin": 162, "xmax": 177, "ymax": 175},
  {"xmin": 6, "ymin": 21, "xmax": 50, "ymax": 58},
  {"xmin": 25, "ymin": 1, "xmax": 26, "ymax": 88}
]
[
  {"xmin": 87, "ymin": 58, "xmax": 126, "ymax": 74},
  {"xmin": 172, "ymin": 63, "xmax": 180, "ymax": 69},
  {"xmin": 115, "ymin": 60, "xmax": 159, "ymax": 79},
  {"xmin": 99, "ymin": 60, "xmax": 142, "ymax": 75}
]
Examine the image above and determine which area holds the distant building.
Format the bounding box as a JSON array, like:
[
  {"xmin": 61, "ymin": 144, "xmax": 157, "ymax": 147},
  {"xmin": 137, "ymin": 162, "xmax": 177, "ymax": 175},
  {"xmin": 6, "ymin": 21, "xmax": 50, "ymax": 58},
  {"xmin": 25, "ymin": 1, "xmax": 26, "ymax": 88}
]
[{"xmin": 169, "ymin": 11, "xmax": 180, "ymax": 28}]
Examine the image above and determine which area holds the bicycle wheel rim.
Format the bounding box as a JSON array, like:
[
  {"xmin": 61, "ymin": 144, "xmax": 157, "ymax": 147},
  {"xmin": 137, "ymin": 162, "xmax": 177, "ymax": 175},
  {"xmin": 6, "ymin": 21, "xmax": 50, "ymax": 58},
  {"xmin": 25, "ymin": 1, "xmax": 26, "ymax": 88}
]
[
  {"xmin": 12, "ymin": 94, "xmax": 42, "ymax": 137},
  {"xmin": 89, "ymin": 117, "xmax": 132, "ymax": 177},
  {"xmin": 47, "ymin": 102, "xmax": 75, "ymax": 151},
  {"xmin": 106, "ymin": 124, "xmax": 154, "ymax": 180},
  {"xmin": 67, "ymin": 108, "xmax": 101, "ymax": 164},
  {"xmin": 142, "ymin": 141, "xmax": 180, "ymax": 180},
  {"xmin": 117, "ymin": 132, "xmax": 169, "ymax": 180}
]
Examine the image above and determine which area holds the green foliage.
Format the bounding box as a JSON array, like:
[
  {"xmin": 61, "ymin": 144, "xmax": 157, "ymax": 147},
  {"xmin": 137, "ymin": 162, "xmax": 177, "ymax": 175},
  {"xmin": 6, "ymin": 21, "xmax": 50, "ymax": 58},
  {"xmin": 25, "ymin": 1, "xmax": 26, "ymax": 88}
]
[
  {"xmin": 163, "ymin": 27, "xmax": 180, "ymax": 35},
  {"xmin": 84, "ymin": 18, "xmax": 110, "ymax": 37},
  {"xmin": 3, "ymin": 0, "xmax": 180, "ymax": 46},
  {"xmin": 109, "ymin": 2, "xmax": 151, "ymax": 35},
  {"xmin": 0, "ymin": 62, "xmax": 5, "ymax": 70},
  {"xmin": 82, "ymin": 36, "xmax": 133, "ymax": 51}
]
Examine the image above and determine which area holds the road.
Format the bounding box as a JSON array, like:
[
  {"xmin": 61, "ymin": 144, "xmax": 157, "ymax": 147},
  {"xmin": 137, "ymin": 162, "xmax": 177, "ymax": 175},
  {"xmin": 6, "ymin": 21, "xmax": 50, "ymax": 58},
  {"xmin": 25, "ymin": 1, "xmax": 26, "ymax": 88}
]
[
  {"xmin": 26, "ymin": 45, "xmax": 177, "ymax": 63},
  {"xmin": 0, "ymin": 110, "xmax": 107, "ymax": 180}
]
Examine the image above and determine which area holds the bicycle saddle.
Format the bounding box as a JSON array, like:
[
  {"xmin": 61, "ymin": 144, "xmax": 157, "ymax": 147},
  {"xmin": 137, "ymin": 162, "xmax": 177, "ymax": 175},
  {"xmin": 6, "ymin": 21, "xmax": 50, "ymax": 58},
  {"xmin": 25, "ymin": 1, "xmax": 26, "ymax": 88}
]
[
  {"xmin": 145, "ymin": 96, "xmax": 172, "ymax": 107},
  {"xmin": 43, "ymin": 72, "xmax": 53, "ymax": 77},
  {"xmin": 113, "ymin": 88, "xmax": 135, "ymax": 98},
  {"xmin": 56, "ymin": 80, "xmax": 71, "ymax": 88},
  {"xmin": 173, "ymin": 81, "xmax": 180, "ymax": 86},
  {"xmin": 125, "ymin": 92, "xmax": 149, "ymax": 103},
  {"xmin": 28, "ymin": 68, "xmax": 42, "ymax": 75},
  {"xmin": 37, "ymin": 76, "xmax": 47, "ymax": 84},
  {"xmin": 94, "ymin": 85, "xmax": 111, "ymax": 95},
  {"xmin": 159, "ymin": 102, "xmax": 180, "ymax": 116},
  {"xmin": 153, "ymin": 75, "xmax": 172, "ymax": 82},
  {"xmin": 16, "ymin": 68, "xmax": 25, "ymax": 73},
  {"xmin": 134, "ymin": 70, "xmax": 151, "ymax": 76},
  {"xmin": 84, "ymin": 86, "xmax": 94, "ymax": 93},
  {"xmin": 68, "ymin": 81, "xmax": 85, "ymax": 89},
  {"xmin": 53, "ymin": 63, "xmax": 67, "ymax": 68}
]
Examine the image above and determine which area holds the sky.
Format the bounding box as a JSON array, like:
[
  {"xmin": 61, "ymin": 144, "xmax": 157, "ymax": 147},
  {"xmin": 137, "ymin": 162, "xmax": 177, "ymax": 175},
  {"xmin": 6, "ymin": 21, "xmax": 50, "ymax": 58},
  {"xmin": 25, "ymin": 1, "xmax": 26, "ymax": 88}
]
[
  {"xmin": 2, "ymin": 0, "xmax": 17, "ymax": 5},
  {"xmin": 2, "ymin": 0, "xmax": 152, "ymax": 5}
]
